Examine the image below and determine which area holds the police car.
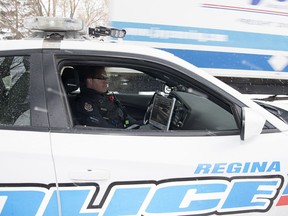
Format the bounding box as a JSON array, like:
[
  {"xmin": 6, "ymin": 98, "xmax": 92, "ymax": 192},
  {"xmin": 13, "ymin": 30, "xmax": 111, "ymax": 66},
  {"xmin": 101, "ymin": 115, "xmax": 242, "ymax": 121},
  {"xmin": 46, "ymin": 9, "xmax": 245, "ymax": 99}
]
[{"xmin": 1, "ymin": 17, "xmax": 288, "ymax": 216}]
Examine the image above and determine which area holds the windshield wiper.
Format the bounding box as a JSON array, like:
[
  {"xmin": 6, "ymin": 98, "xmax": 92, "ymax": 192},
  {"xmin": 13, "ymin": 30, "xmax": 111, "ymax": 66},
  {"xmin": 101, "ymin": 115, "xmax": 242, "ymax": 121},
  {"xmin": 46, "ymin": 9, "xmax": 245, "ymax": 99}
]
[{"xmin": 254, "ymin": 95, "xmax": 288, "ymax": 102}]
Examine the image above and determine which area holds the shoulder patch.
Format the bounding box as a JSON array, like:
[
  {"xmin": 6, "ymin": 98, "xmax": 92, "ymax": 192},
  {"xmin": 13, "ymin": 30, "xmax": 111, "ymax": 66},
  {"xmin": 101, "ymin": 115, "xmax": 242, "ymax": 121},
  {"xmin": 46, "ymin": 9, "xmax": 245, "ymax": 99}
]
[{"xmin": 84, "ymin": 102, "xmax": 93, "ymax": 112}]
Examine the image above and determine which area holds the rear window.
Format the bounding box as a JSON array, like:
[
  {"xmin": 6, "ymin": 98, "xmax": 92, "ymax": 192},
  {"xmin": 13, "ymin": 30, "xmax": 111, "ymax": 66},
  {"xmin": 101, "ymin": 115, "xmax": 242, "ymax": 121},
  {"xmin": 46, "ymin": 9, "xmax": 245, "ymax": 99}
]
[{"xmin": 0, "ymin": 56, "xmax": 30, "ymax": 126}]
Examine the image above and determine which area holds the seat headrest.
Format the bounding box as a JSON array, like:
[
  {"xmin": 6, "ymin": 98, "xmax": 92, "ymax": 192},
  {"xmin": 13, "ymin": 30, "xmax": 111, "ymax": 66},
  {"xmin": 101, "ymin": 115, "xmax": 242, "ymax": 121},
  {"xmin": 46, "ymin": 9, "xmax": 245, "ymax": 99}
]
[{"xmin": 61, "ymin": 67, "xmax": 79, "ymax": 93}]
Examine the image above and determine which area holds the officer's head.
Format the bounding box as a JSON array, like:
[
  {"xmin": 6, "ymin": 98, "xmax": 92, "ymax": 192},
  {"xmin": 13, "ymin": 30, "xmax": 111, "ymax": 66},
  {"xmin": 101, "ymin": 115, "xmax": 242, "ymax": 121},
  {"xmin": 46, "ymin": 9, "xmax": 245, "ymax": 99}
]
[{"xmin": 79, "ymin": 66, "xmax": 109, "ymax": 93}]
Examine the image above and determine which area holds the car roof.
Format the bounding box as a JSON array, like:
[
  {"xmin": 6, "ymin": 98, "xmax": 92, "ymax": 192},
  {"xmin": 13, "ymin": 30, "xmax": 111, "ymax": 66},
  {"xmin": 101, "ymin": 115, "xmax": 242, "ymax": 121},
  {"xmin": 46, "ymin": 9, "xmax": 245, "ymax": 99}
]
[
  {"xmin": 0, "ymin": 39, "xmax": 44, "ymax": 51},
  {"xmin": 0, "ymin": 37, "xmax": 173, "ymax": 56}
]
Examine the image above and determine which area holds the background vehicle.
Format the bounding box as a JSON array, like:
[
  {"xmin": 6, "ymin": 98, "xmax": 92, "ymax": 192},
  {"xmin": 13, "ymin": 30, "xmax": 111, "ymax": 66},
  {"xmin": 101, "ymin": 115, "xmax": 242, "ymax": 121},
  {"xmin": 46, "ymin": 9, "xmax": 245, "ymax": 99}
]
[
  {"xmin": 0, "ymin": 17, "xmax": 288, "ymax": 215},
  {"xmin": 109, "ymin": 0, "xmax": 288, "ymax": 96}
]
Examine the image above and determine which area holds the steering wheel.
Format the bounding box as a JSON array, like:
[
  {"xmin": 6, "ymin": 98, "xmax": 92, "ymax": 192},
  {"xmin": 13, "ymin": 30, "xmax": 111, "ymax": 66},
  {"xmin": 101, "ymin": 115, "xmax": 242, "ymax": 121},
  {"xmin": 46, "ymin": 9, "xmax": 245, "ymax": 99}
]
[{"xmin": 143, "ymin": 93, "xmax": 156, "ymax": 125}]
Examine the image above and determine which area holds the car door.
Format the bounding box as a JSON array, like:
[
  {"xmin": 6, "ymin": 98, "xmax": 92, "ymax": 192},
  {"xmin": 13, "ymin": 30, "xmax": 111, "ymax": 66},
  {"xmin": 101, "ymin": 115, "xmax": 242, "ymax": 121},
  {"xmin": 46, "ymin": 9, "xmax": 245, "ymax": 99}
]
[
  {"xmin": 48, "ymin": 51, "xmax": 288, "ymax": 216},
  {"xmin": 0, "ymin": 51, "xmax": 59, "ymax": 215}
]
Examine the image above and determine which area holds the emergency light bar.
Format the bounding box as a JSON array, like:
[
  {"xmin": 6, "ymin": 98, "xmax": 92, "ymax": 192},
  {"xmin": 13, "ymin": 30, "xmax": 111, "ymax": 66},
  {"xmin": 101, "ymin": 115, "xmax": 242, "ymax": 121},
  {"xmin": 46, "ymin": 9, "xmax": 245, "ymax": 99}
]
[
  {"xmin": 24, "ymin": 17, "xmax": 126, "ymax": 40},
  {"xmin": 89, "ymin": 26, "xmax": 126, "ymax": 38},
  {"xmin": 24, "ymin": 17, "xmax": 84, "ymax": 32}
]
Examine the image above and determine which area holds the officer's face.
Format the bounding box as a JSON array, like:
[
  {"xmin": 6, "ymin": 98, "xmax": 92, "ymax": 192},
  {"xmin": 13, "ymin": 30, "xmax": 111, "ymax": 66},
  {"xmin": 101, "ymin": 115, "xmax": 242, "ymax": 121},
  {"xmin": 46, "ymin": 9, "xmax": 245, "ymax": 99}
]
[{"xmin": 86, "ymin": 70, "xmax": 109, "ymax": 93}]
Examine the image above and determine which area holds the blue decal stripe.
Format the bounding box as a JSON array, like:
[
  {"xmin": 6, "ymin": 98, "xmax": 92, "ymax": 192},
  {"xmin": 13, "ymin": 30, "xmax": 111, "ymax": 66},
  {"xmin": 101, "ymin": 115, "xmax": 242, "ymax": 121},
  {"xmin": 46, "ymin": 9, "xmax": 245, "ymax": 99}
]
[
  {"xmin": 283, "ymin": 184, "xmax": 288, "ymax": 194},
  {"xmin": 112, "ymin": 21, "xmax": 288, "ymax": 51}
]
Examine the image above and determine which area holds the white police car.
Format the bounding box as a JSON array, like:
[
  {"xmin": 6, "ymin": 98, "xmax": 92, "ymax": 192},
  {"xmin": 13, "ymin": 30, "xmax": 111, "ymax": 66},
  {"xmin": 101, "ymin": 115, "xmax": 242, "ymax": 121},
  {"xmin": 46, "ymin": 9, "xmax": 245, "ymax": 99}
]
[{"xmin": 1, "ymin": 17, "xmax": 288, "ymax": 216}]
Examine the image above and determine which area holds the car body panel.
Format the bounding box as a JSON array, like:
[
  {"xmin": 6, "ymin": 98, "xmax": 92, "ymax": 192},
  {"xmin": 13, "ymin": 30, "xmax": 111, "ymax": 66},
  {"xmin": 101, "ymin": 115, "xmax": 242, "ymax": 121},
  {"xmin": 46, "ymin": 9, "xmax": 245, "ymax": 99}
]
[
  {"xmin": 0, "ymin": 129, "xmax": 60, "ymax": 215},
  {"xmin": 0, "ymin": 130, "xmax": 55, "ymax": 183},
  {"xmin": 50, "ymin": 131, "xmax": 288, "ymax": 215}
]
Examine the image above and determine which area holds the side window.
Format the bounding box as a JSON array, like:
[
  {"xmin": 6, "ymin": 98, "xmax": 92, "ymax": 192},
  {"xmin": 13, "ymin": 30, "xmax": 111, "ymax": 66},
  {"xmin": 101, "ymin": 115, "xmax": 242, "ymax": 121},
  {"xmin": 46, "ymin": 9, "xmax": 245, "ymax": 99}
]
[
  {"xmin": 107, "ymin": 67, "xmax": 164, "ymax": 94},
  {"xmin": 60, "ymin": 62, "xmax": 238, "ymax": 133},
  {"xmin": 0, "ymin": 56, "xmax": 30, "ymax": 126}
]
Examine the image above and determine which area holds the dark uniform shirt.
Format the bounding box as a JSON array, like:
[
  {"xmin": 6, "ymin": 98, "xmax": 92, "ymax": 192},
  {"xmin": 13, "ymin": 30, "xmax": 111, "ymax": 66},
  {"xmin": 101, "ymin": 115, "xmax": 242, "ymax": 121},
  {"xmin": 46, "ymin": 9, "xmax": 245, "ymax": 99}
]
[{"xmin": 75, "ymin": 87, "xmax": 135, "ymax": 128}]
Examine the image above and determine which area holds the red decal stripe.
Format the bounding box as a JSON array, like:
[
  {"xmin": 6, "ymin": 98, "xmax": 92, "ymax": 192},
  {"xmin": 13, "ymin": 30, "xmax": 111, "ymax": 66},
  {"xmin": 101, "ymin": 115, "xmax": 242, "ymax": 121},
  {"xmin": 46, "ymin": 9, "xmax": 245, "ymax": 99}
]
[
  {"xmin": 277, "ymin": 196, "xmax": 288, "ymax": 206},
  {"xmin": 202, "ymin": 3, "xmax": 288, "ymax": 16}
]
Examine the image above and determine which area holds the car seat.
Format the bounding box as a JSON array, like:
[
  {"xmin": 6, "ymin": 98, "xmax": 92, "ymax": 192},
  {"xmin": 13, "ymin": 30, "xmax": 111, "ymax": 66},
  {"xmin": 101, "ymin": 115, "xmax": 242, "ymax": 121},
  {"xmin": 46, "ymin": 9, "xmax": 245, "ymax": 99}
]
[{"xmin": 61, "ymin": 67, "xmax": 80, "ymax": 124}]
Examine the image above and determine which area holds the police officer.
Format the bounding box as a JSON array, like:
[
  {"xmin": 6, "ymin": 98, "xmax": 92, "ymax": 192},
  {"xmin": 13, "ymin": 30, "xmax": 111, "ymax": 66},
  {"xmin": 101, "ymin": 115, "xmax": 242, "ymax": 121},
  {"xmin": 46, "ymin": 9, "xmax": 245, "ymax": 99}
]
[{"xmin": 75, "ymin": 66, "xmax": 137, "ymax": 128}]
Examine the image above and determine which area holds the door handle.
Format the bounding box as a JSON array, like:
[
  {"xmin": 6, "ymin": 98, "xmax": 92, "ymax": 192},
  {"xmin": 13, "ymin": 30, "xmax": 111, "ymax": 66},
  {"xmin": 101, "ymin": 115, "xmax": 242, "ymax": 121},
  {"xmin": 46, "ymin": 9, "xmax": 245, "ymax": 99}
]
[{"xmin": 69, "ymin": 169, "xmax": 110, "ymax": 181}]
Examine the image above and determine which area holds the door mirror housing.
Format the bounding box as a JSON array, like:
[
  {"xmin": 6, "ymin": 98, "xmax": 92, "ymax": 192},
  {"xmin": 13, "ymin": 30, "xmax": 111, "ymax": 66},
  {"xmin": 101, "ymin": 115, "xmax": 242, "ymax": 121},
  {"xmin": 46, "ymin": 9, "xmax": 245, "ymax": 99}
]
[{"xmin": 240, "ymin": 107, "xmax": 266, "ymax": 141}]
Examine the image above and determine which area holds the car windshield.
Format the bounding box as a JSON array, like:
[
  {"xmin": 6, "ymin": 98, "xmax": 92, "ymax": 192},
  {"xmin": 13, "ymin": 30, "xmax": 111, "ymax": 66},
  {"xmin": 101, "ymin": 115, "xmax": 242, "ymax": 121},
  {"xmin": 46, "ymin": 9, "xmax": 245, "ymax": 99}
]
[{"xmin": 255, "ymin": 101, "xmax": 288, "ymax": 124}]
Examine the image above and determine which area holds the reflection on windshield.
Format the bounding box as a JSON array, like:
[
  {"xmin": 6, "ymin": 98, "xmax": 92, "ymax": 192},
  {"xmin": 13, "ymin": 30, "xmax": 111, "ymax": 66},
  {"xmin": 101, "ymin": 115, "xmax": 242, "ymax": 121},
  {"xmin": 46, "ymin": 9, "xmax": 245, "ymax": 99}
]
[{"xmin": 256, "ymin": 101, "xmax": 288, "ymax": 124}]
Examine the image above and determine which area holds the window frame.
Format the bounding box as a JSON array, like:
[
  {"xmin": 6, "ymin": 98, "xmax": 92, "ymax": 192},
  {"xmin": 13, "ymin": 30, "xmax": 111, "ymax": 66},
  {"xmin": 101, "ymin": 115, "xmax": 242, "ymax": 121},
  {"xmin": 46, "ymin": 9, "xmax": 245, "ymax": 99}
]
[{"xmin": 52, "ymin": 50, "xmax": 277, "ymax": 136}]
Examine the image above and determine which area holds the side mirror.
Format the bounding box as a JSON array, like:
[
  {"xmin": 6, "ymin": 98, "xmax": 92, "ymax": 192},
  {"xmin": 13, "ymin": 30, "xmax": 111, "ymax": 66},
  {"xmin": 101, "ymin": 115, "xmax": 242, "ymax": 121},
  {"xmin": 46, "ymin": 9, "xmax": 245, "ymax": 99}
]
[{"xmin": 240, "ymin": 107, "xmax": 266, "ymax": 141}]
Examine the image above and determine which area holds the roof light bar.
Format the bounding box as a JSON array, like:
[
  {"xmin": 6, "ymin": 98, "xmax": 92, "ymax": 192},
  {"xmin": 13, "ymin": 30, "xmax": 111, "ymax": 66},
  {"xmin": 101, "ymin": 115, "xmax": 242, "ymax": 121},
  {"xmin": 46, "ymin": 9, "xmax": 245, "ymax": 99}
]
[
  {"xmin": 24, "ymin": 17, "xmax": 84, "ymax": 32},
  {"xmin": 89, "ymin": 26, "xmax": 126, "ymax": 38}
]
